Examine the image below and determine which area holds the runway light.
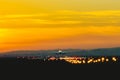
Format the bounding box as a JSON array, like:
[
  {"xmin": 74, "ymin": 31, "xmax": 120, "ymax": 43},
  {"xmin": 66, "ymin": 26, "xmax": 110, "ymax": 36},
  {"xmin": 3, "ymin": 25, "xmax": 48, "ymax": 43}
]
[
  {"xmin": 106, "ymin": 59, "xmax": 109, "ymax": 62},
  {"xmin": 112, "ymin": 57, "xmax": 117, "ymax": 62},
  {"xmin": 101, "ymin": 57, "xmax": 105, "ymax": 62},
  {"xmin": 98, "ymin": 59, "xmax": 101, "ymax": 62},
  {"xmin": 83, "ymin": 60, "xmax": 86, "ymax": 64}
]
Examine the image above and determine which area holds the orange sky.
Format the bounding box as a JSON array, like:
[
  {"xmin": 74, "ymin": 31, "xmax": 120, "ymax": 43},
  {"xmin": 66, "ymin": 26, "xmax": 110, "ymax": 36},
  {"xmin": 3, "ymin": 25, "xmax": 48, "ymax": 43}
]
[{"xmin": 0, "ymin": 0, "xmax": 120, "ymax": 52}]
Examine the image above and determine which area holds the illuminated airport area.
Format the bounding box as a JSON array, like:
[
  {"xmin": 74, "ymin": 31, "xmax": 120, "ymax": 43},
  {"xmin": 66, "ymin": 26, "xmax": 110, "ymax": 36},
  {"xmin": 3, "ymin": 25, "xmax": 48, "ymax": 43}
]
[
  {"xmin": 48, "ymin": 56, "xmax": 118, "ymax": 64},
  {"xmin": 14, "ymin": 50, "xmax": 120, "ymax": 64}
]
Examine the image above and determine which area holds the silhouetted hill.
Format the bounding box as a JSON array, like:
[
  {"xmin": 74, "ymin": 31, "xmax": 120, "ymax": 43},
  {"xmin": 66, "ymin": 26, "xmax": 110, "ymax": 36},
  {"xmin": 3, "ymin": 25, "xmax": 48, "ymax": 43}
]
[{"xmin": 0, "ymin": 47, "xmax": 120, "ymax": 57}]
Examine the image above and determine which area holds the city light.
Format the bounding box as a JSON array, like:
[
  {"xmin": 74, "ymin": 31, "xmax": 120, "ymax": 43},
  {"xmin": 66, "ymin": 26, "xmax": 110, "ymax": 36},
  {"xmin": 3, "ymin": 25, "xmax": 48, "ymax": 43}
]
[
  {"xmin": 49, "ymin": 56, "xmax": 118, "ymax": 64},
  {"xmin": 17, "ymin": 56, "xmax": 119, "ymax": 64},
  {"xmin": 112, "ymin": 57, "xmax": 117, "ymax": 62}
]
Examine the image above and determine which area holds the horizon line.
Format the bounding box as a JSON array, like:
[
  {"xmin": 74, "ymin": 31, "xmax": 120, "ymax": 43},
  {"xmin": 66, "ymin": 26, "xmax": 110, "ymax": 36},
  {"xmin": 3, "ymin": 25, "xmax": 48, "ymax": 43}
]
[{"xmin": 1, "ymin": 47, "xmax": 120, "ymax": 54}]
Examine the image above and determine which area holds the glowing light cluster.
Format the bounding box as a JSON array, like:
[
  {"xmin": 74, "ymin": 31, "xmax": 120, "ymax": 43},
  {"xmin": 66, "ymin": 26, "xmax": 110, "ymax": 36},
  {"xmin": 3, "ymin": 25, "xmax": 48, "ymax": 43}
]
[
  {"xmin": 112, "ymin": 57, "xmax": 117, "ymax": 62},
  {"xmin": 17, "ymin": 56, "xmax": 119, "ymax": 64},
  {"xmin": 48, "ymin": 57, "xmax": 56, "ymax": 61},
  {"xmin": 58, "ymin": 56, "xmax": 118, "ymax": 64}
]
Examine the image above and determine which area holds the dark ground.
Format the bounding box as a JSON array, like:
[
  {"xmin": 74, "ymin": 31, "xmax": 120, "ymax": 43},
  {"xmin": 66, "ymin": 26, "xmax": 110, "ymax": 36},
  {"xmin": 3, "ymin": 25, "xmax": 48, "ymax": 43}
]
[{"xmin": 0, "ymin": 58, "xmax": 119, "ymax": 79}]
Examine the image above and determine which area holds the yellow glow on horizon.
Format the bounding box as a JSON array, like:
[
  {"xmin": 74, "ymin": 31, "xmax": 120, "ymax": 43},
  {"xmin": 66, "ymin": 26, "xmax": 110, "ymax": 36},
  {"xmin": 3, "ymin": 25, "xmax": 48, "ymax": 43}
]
[
  {"xmin": 0, "ymin": 26, "xmax": 120, "ymax": 52},
  {"xmin": 0, "ymin": 29, "xmax": 9, "ymax": 41},
  {"xmin": 0, "ymin": 0, "xmax": 120, "ymax": 52}
]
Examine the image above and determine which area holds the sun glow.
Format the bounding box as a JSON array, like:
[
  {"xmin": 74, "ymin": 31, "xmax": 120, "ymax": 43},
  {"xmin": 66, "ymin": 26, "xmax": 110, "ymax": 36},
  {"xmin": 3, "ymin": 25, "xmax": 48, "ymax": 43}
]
[
  {"xmin": 0, "ymin": 29, "xmax": 8, "ymax": 38},
  {"xmin": 0, "ymin": 0, "xmax": 120, "ymax": 52},
  {"xmin": 0, "ymin": 29, "xmax": 9, "ymax": 52}
]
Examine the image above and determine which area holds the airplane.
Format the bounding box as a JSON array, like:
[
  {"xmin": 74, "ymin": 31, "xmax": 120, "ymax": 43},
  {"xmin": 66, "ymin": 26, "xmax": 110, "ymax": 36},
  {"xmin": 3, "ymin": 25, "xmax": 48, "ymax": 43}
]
[{"xmin": 56, "ymin": 50, "xmax": 66, "ymax": 55}]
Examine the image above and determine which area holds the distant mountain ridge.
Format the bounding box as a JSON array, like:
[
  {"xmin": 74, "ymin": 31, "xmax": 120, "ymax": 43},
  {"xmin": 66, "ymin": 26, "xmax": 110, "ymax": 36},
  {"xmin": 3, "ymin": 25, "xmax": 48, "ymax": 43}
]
[{"xmin": 0, "ymin": 47, "xmax": 120, "ymax": 57}]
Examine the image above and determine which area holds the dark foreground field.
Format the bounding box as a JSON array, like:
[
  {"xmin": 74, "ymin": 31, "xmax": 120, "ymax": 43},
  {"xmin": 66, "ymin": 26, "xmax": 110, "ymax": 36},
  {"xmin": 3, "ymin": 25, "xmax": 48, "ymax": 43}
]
[{"xmin": 0, "ymin": 57, "xmax": 119, "ymax": 79}]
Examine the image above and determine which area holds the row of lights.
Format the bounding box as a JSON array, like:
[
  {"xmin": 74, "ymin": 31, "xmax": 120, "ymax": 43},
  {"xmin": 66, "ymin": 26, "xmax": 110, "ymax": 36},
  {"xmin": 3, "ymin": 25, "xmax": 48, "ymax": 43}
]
[
  {"xmin": 63, "ymin": 57, "xmax": 118, "ymax": 64},
  {"xmin": 17, "ymin": 56, "xmax": 118, "ymax": 64}
]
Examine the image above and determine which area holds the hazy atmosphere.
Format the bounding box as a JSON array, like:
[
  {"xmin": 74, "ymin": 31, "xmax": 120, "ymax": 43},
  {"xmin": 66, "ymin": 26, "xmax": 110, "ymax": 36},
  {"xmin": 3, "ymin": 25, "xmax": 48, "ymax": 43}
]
[{"xmin": 0, "ymin": 0, "xmax": 120, "ymax": 52}]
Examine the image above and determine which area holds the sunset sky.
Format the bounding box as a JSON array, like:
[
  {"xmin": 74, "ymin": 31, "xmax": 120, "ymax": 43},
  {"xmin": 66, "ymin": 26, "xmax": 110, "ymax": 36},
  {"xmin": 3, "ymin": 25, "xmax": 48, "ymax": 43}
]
[{"xmin": 0, "ymin": 0, "xmax": 120, "ymax": 52}]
